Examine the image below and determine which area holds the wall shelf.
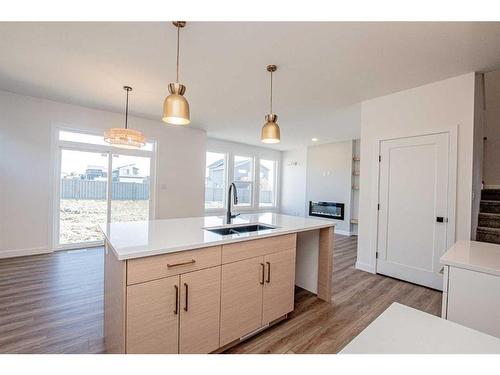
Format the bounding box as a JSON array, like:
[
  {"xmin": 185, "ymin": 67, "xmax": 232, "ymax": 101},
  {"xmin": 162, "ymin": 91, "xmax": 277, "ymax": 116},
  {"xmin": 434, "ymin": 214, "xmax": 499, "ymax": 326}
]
[
  {"xmin": 352, "ymin": 171, "xmax": 360, "ymax": 176},
  {"xmin": 352, "ymin": 185, "xmax": 359, "ymax": 190},
  {"xmin": 352, "ymin": 157, "xmax": 360, "ymax": 162},
  {"xmin": 350, "ymin": 219, "xmax": 358, "ymax": 225}
]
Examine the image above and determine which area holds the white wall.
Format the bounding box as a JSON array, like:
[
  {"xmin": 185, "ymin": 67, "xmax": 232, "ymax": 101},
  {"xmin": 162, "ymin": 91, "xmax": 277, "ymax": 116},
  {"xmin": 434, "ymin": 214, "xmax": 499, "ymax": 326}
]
[
  {"xmin": 206, "ymin": 138, "xmax": 281, "ymax": 162},
  {"xmin": 0, "ymin": 90, "xmax": 206, "ymax": 257},
  {"xmin": 357, "ymin": 73, "xmax": 476, "ymax": 273},
  {"xmin": 484, "ymin": 70, "xmax": 500, "ymax": 188},
  {"xmin": 280, "ymin": 148, "xmax": 308, "ymax": 217},
  {"xmin": 306, "ymin": 141, "xmax": 353, "ymax": 234}
]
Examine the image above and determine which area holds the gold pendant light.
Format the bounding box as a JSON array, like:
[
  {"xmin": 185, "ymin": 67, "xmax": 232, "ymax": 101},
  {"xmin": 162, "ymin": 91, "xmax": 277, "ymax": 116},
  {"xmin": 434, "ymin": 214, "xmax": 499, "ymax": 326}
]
[
  {"xmin": 104, "ymin": 86, "xmax": 146, "ymax": 149},
  {"xmin": 261, "ymin": 65, "xmax": 281, "ymax": 144},
  {"xmin": 162, "ymin": 21, "xmax": 190, "ymax": 125}
]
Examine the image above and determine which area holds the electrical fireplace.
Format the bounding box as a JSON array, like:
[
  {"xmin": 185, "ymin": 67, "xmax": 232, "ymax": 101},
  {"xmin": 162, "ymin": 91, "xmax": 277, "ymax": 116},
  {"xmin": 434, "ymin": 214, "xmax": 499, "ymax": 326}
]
[{"xmin": 309, "ymin": 201, "xmax": 345, "ymax": 220}]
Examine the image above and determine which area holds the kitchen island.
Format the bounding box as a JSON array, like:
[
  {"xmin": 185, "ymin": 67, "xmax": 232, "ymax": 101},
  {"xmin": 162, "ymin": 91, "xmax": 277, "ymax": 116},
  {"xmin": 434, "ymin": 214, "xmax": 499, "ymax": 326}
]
[{"xmin": 100, "ymin": 213, "xmax": 335, "ymax": 354}]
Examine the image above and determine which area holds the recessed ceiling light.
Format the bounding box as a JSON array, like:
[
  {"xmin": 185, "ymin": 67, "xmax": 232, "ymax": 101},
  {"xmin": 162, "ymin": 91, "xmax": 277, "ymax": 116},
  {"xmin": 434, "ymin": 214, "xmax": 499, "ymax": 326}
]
[{"xmin": 311, "ymin": 138, "xmax": 319, "ymax": 142}]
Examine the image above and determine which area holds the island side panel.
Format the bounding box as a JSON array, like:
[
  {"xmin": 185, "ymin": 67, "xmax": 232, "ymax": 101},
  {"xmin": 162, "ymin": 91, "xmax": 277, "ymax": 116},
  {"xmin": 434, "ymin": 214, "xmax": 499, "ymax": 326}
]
[
  {"xmin": 104, "ymin": 241, "xmax": 127, "ymax": 353},
  {"xmin": 317, "ymin": 226, "xmax": 334, "ymax": 301},
  {"xmin": 295, "ymin": 230, "xmax": 320, "ymax": 294}
]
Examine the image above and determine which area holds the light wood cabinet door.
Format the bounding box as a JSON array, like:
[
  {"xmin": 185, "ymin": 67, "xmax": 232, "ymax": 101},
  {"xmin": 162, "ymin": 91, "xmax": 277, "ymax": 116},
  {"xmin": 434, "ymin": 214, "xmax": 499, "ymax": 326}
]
[
  {"xmin": 179, "ymin": 266, "xmax": 221, "ymax": 353},
  {"xmin": 220, "ymin": 257, "xmax": 264, "ymax": 346},
  {"xmin": 126, "ymin": 276, "xmax": 180, "ymax": 353},
  {"xmin": 262, "ymin": 248, "xmax": 296, "ymax": 325}
]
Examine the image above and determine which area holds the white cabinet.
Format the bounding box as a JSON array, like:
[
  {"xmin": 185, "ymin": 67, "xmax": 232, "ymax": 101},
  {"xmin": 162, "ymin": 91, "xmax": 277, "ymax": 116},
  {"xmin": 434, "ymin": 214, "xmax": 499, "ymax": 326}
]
[{"xmin": 443, "ymin": 265, "xmax": 500, "ymax": 338}]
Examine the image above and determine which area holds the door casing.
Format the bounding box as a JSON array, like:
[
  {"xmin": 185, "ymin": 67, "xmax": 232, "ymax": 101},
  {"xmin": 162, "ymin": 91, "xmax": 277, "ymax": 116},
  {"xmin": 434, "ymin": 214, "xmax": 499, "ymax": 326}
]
[{"xmin": 368, "ymin": 126, "xmax": 458, "ymax": 277}]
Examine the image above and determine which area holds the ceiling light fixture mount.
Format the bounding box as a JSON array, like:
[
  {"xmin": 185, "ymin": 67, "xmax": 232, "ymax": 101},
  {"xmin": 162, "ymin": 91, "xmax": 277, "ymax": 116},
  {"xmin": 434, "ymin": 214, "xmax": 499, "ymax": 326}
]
[
  {"xmin": 162, "ymin": 21, "xmax": 190, "ymax": 126},
  {"xmin": 261, "ymin": 64, "xmax": 281, "ymax": 144},
  {"xmin": 104, "ymin": 86, "xmax": 146, "ymax": 149}
]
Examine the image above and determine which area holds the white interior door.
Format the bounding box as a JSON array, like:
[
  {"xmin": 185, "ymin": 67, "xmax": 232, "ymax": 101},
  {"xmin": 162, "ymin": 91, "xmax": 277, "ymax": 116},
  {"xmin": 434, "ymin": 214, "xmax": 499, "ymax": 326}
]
[{"xmin": 377, "ymin": 133, "xmax": 450, "ymax": 290}]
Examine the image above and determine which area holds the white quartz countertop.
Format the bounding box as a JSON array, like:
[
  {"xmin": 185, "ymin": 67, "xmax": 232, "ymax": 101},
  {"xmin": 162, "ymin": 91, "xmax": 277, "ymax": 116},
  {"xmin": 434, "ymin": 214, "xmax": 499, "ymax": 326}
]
[
  {"xmin": 340, "ymin": 303, "xmax": 500, "ymax": 354},
  {"xmin": 440, "ymin": 240, "xmax": 500, "ymax": 276},
  {"xmin": 99, "ymin": 213, "xmax": 334, "ymax": 260}
]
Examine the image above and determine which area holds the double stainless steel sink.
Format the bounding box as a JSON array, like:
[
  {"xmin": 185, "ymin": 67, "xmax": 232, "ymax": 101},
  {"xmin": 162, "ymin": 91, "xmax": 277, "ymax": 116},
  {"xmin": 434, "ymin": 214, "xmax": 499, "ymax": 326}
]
[{"xmin": 204, "ymin": 223, "xmax": 276, "ymax": 236}]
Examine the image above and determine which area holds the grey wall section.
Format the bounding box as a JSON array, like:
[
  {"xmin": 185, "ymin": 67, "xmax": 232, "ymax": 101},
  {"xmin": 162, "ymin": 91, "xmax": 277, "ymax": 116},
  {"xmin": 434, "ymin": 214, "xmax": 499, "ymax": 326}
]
[
  {"xmin": 471, "ymin": 73, "xmax": 485, "ymax": 240},
  {"xmin": 306, "ymin": 141, "xmax": 353, "ymax": 234},
  {"xmin": 0, "ymin": 89, "xmax": 206, "ymax": 256},
  {"xmin": 280, "ymin": 148, "xmax": 308, "ymax": 217},
  {"xmin": 484, "ymin": 70, "xmax": 500, "ymax": 187}
]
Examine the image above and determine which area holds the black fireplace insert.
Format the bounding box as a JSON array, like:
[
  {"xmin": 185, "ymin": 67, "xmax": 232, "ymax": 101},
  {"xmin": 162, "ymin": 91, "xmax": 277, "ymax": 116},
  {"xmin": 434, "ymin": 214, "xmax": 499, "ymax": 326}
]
[{"xmin": 309, "ymin": 201, "xmax": 345, "ymax": 220}]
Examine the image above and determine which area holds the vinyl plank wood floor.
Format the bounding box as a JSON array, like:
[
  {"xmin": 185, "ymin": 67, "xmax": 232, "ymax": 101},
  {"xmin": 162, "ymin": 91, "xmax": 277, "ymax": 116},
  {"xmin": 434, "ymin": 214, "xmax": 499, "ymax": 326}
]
[
  {"xmin": 224, "ymin": 235, "xmax": 442, "ymax": 354},
  {"xmin": 0, "ymin": 235, "xmax": 442, "ymax": 354}
]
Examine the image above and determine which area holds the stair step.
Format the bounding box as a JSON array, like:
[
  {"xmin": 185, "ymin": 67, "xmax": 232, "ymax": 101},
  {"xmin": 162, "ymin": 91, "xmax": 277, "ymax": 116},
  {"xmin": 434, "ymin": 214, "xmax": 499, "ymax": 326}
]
[
  {"xmin": 481, "ymin": 189, "xmax": 500, "ymax": 201},
  {"xmin": 476, "ymin": 226, "xmax": 500, "ymax": 245},
  {"xmin": 480, "ymin": 200, "xmax": 500, "ymax": 214},
  {"xmin": 478, "ymin": 212, "xmax": 500, "ymax": 228}
]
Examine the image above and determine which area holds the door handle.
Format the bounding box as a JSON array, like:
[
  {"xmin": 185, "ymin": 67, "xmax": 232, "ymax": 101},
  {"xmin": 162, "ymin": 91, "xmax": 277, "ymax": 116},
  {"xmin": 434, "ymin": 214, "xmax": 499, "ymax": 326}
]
[
  {"xmin": 260, "ymin": 263, "xmax": 265, "ymax": 285},
  {"xmin": 183, "ymin": 283, "xmax": 189, "ymax": 312},
  {"xmin": 436, "ymin": 217, "xmax": 448, "ymax": 223},
  {"xmin": 266, "ymin": 262, "xmax": 271, "ymax": 283},
  {"xmin": 174, "ymin": 285, "xmax": 179, "ymax": 315}
]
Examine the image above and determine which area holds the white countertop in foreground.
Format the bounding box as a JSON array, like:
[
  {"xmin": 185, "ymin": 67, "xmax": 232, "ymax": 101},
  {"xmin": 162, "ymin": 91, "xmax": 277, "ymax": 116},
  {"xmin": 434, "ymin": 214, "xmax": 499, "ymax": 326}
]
[
  {"xmin": 440, "ymin": 240, "xmax": 500, "ymax": 276},
  {"xmin": 340, "ymin": 303, "xmax": 500, "ymax": 354},
  {"xmin": 99, "ymin": 213, "xmax": 334, "ymax": 260}
]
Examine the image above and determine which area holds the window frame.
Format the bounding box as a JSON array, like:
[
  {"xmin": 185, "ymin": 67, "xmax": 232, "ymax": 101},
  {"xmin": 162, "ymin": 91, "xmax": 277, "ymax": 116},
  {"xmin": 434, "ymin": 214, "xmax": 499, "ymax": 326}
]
[
  {"xmin": 51, "ymin": 125, "xmax": 157, "ymax": 251},
  {"xmin": 204, "ymin": 148, "xmax": 279, "ymax": 215},
  {"xmin": 258, "ymin": 158, "xmax": 278, "ymax": 208},
  {"xmin": 204, "ymin": 150, "xmax": 228, "ymax": 212},
  {"xmin": 233, "ymin": 153, "xmax": 255, "ymax": 209}
]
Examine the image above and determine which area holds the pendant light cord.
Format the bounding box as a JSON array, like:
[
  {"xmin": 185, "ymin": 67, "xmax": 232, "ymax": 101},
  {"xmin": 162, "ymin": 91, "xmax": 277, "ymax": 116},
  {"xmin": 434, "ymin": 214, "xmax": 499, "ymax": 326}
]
[
  {"xmin": 125, "ymin": 88, "xmax": 129, "ymax": 129},
  {"xmin": 176, "ymin": 24, "xmax": 180, "ymax": 83},
  {"xmin": 270, "ymin": 70, "xmax": 273, "ymax": 114}
]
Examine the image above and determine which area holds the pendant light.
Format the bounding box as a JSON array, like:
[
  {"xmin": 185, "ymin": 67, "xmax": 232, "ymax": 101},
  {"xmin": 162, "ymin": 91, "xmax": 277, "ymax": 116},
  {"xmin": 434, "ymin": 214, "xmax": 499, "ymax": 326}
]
[
  {"xmin": 104, "ymin": 86, "xmax": 146, "ymax": 149},
  {"xmin": 261, "ymin": 64, "xmax": 280, "ymax": 144},
  {"xmin": 162, "ymin": 21, "xmax": 190, "ymax": 125}
]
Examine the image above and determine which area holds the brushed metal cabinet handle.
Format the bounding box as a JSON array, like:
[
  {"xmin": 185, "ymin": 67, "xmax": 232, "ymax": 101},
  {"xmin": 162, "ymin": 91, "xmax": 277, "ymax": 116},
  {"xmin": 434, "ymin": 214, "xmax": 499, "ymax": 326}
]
[
  {"xmin": 266, "ymin": 261, "xmax": 271, "ymax": 283},
  {"xmin": 167, "ymin": 259, "xmax": 196, "ymax": 268},
  {"xmin": 260, "ymin": 263, "xmax": 265, "ymax": 285},
  {"xmin": 184, "ymin": 283, "xmax": 189, "ymax": 312},
  {"xmin": 174, "ymin": 285, "xmax": 179, "ymax": 315}
]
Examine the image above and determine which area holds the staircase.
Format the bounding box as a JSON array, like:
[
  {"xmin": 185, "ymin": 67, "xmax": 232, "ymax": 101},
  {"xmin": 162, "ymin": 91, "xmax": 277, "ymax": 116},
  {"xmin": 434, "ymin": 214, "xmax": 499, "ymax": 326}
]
[{"xmin": 477, "ymin": 189, "xmax": 500, "ymax": 244}]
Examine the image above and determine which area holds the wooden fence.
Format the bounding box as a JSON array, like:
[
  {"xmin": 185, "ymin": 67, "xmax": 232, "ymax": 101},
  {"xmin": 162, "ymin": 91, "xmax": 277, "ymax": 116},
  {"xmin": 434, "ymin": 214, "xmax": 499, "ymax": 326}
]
[{"xmin": 61, "ymin": 179, "xmax": 149, "ymax": 200}]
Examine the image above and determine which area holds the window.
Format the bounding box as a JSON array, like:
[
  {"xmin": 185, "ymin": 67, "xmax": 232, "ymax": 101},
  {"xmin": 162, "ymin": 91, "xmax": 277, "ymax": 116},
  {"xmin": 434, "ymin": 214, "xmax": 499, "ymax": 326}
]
[
  {"xmin": 59, "ymin": 129, "xmax": 155, "ymax": 151},
  {"xmin": 259, "ymin": 159, "xmax": 276, "ymax": 207},
  {"xmin": 204, "ymin": 149, "xmax": 278, "ymax": 212},
  {"xmin": 205, "ymin": 152, "xmax": 226, "ymax": 209},
  {"xmin": 234, "ymin": 155, "xmax": 253, "ymax": 206}
]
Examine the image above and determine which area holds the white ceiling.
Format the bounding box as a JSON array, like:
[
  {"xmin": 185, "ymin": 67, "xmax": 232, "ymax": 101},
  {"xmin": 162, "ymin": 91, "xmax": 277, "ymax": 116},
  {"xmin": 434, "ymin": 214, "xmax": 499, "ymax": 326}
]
[{"xmin": 1, "ymin": 22, "xmax": 500, "ymax": 150}]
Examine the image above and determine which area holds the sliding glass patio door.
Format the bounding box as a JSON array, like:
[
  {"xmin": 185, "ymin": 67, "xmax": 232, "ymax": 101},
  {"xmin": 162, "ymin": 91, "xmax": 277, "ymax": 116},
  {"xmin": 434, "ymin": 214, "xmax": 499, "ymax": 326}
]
[
  {"xmin": 59, "ymin": 149, "xmax": 109, "ymax": 247},
  {"xmin": 55, "ymin": 129, "xmax": 155, "ymax": 250},
  {"xmin": 110, "ymin": 154, "xmax": 151, "ymax": 223}
]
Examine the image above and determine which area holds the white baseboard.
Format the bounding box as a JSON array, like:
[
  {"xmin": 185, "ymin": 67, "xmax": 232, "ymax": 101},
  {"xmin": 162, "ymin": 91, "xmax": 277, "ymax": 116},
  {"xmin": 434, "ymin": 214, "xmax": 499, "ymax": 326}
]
[
  {"xmin": 355, "ymin": 261, "xmax": 376, "ymax": 274},
  {"xmin": 335, "ymin": 229, "xmax": 352, "ymax": 236},
  {"xmin": 484, "ymin": 185, "xmax": 500, "ymax": 189},
  {"xmin": 0, "ymin": 246, "xmax": 52, "ymax": 259}
]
